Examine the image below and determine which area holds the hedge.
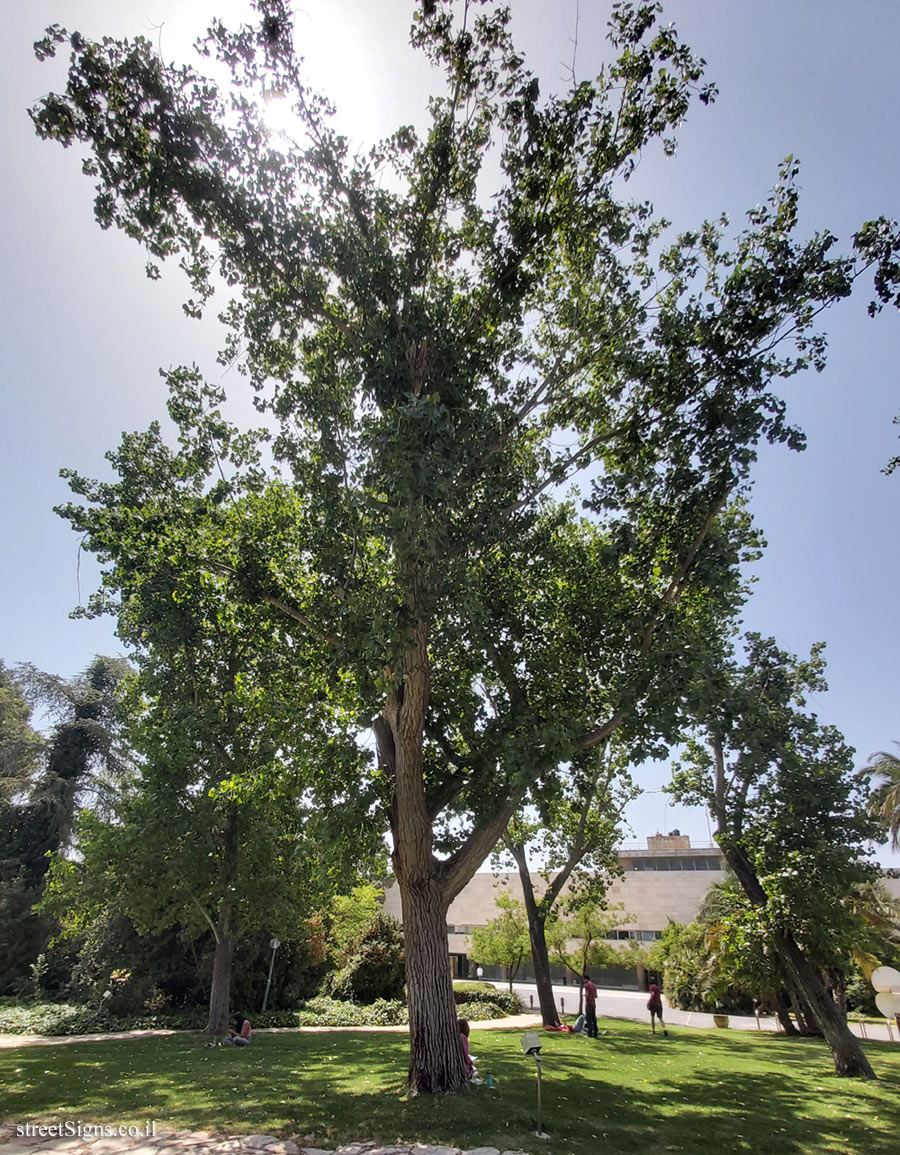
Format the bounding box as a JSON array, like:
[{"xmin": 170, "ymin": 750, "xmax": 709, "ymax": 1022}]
[
  {"xmin": 452, "ymin": 982, "xmax": 522, "ymax": 1014},
  {"xmin": 0, "ymin": 993, "xmax": 518, "ymax": 1037}
]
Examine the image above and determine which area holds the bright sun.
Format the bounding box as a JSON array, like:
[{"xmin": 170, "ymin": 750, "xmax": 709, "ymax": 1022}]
[{"xmin": 259, "ymin": 90, "xmax": 301, "ymax": 145}]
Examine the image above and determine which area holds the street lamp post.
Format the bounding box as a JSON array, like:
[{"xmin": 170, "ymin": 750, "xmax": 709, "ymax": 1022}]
[{"xmin": 261, "ymin": 937, "xmax": 281, "ymax": 1014}]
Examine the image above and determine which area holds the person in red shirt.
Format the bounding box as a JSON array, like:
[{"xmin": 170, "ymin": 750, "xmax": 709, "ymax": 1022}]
[
  {"xmin": 647, "ymin": 983, "xmax": 668, "ymax": 1036},
  {"xmin": 582, "ymin": 974, "xmax": 598, "ymax": 1038}
]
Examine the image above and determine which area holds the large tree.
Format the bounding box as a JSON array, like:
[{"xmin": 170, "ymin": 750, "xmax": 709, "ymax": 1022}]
[
  {"xmin": 52, "ymin": 422, "xmax": 380, "ymax": 1033},
  {"xmin": 670, "ymin": 633, "xmax": 882, "ymax": 1077},
  {"xmin": 33, "ymin": 0, "xmax": 900, "ymax": 1091}
]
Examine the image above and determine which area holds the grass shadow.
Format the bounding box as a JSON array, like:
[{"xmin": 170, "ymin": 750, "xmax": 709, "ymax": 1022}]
[{"xmin": 1, "ymin": 1022, "xmax": 899, "ymax": 1155}]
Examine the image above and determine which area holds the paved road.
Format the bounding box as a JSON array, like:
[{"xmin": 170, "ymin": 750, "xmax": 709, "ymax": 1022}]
[{"xmin": 494, "ymin": 979, "xmax": 898, "ymax": 1043}]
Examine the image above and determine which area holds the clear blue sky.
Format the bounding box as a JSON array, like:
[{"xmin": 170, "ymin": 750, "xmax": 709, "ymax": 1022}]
[{"xmin": 1, "ymin": 1, "xmax": 897, "ymax": 859}]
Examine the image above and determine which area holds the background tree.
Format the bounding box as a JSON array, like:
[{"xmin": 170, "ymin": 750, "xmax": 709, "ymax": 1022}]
[
  {"xmin": 0, "ymin": 661, "xmax": 44, "ymax": 795},
  {"xmin": 328, "ymin": 884, "xmax": 388, "ymax": 966},
  {"xmin": 867, "ymin": 745, "xmax": 900, "ymax": 851},
  {"xmin": 0, "ymin": 656, "xmax": 128, "ymax": 994},
  {"xmin": 33, "ymin": 0, "xmax": 900, "ymax": 1091},
  {"xmin": 664, "ymin": 883, "xmax": 799, "ymax": 1027},
  {"xmin": 48, "ymin": 419, "xmax": 382, "ymax": 1033},
  {"xmin": 498, "ymin": 744, "xmax": 635, "ymax": 1026},
  {"xmin": 545, "ymin": 899, "xmax": 641, "ymax": 1014},
  {"xmin": 0, "ymin": 662, "xmax": 46, "ymax": 993},
  {"xmin": 328, "ymin": 914, "xmax": 406, "ymax": 1003},
  {"xmin": 470, "ymin": 893, "xmax": 530, "ymax": 992},
  {"xmin": 671, "ymin": 632, "xmax": 882, "ymax": 1077}
]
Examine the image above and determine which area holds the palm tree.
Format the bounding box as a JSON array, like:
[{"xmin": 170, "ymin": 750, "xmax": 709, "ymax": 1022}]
[{"xmin": 867, "ymin": 744, "xmax": 900, "ymax": 851}]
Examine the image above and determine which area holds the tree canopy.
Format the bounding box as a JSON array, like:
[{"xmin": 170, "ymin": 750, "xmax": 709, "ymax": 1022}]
[
  {"xmin": 671, "ymin": 632, "xmax": 882, "ymax": 1076},
  {"xmin": 32, "ymin": 0, "xmax": 900, "ymax": 1090}
]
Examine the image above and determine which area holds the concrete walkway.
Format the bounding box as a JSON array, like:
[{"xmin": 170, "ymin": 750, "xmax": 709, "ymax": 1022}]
[
  {"xmin": 1, "ymin": 991, "xmax": 893, "ymax": 1049},
  {"xmin": 0, "ymin": 1126, "xmax": 521, "ymax": 1155},
  {"xmin": 0, "ymin": 1014, "xmax": 543, "ymax": 1052}
]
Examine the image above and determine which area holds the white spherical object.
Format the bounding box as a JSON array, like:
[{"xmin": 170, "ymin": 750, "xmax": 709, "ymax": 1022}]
[
  {"xmin": 870, "ymin": 965, "xmax": 900, "ymax": 993},
  {"xmin": 875, "ymin": 991, "xmax": 900, "ymax": 1018}
]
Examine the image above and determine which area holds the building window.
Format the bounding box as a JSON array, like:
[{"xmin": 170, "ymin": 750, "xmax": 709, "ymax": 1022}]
[{"xmin": 630, "ymin": 856, "xmax": 723, "ymax": 872}]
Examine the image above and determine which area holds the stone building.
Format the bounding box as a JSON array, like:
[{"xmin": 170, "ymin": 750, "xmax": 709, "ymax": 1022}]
[{"xmin": 382, "ymin": 832, "xmax": 727, "ymax": 990}]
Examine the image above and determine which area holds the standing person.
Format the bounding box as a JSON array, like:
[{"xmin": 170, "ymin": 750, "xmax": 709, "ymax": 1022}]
[
  {"xmin": 223, "ymin": 1014, "xmax": 252, "ymax": 1046},
  {"xmin": 647, "ymin": 983, "xmax": 668, "ymax": 1036},
  {"xmin": 582, "ymin": 973, "xmax": 598, "ymax": 1038}
]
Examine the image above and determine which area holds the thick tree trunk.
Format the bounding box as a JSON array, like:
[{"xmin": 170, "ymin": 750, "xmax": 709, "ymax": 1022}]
[
  {"xmin": 399, "ymin": 874, "xmax": 468, "ymax": 1094},
  {"xmin": 380, "ymin": 617, "xmax": 518, "ymax": 1094},
  {"xmin": 774, "ymin": 929, "xmax": 875, "ymax": 1078},
  {"xmin": 791, "ymin": 995, "xmax": 814, "ymax": 1036},
  {"xmin": 205, "ymin": 930, "xmax": 233, "ymax": 1035}
]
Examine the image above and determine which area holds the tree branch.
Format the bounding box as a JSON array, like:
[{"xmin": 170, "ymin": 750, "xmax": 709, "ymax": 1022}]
[{"xmin": 440, "ymin": 794, "xmax": 520, "ymax": 904}]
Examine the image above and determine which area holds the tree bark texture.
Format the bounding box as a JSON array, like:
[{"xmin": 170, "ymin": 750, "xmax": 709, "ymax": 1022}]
[
  {"xmin": 205, "ymin": 931, "xmax": 233, "ymax": 1035},
  {"xmin": 773, "ymin": 929, "xmax": 876, "ymax": 1078},
  {"xmin": 205, "ymin": 809, "xmax": 239, "ymax": 1036},
  {"xmin": 509, "ymin": 841, "xmax": 560, "ymax": 1027},
  {"xmin": 526, "ymin": 912, "xmax": 560, "ymax": 1026},
  {"xmin": 775, "ymin": 990, "xmax": 800, "ymax": 1036},
  {"xmin": 382, "ymin": 617, "xmax": 521, "ymax": 1093},
  {"xmin": 398, "ymin": 873, "xmax": 468, "ymax": 1094}
]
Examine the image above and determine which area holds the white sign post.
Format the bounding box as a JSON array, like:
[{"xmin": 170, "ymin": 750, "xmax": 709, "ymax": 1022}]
[{"xmin": 521, "ymin": 1032, "xmax": 549, "ymax": 1139}]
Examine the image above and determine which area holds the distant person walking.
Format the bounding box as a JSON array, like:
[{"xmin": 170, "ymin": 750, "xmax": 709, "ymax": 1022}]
[
  {"xmin": 647, "ymin": 983, "xmax": 667, "ymax": 1036},
  {"xmin": 582, "ymin": 973, "xmax": 598, "ymax": 1038}
]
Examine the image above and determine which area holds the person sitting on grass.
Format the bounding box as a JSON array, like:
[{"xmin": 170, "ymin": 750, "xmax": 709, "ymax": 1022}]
[
  {"xmin": 458, "ymin": 1017, "xmax": 481, "ymax": 1084},
  {"xmin": 223, "ymin": 1014, "xmax": 252, "ymax": 1046},
  {"xmin": 647, "ymin": 983, "xmax": 668, "ymax": 1036}
]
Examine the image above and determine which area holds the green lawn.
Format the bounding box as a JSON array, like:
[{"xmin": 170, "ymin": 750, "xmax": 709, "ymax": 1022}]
[{"xmin": 2, "ymin": 1018, "xmax": 899, "ymax": 1155}]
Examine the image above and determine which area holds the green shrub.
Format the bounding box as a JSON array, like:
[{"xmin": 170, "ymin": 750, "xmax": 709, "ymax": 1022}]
[
  {"xmin": 459, "ymin": 1000, "xmax": 509, "ymax": 1021},
  {"xmin": 0, "ymin": 988, "xmax": 521, "ymax": 1036},
  {"xmin": 453, "ymin": 982, "xmax": 521, "ymax": 1014},
  {"xmin": 0, "ymin": 999, "xmax": 407, "ymax": 1035},
  {"xmin": 328, "ymin": 915, "xmax": 405, "ymax": 1003},
  {"xmin": 295, "ymin": 997, "xmax": 408, "ymax": 1026},
  {"xmin": 452, "ymin": 981, "xmax": 497, "ymax": 999},
  {"xmin": 0, "ymin": 1003, "xmax": 124, "ymax": 1036}
]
